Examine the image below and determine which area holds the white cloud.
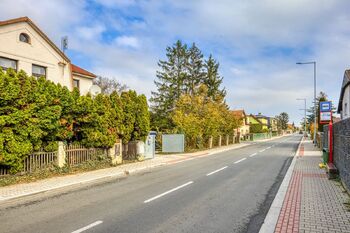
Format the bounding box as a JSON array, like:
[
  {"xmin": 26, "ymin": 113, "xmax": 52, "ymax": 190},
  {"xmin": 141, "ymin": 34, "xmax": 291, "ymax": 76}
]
[
  {"xmin": 115, "ymin": 36, "xmax": 140, "ymax": 48},
  {"xmin": 1, "ymin": 0, "xmax": 350, "ymax": 125},
  {"xmin": 95, "ymin": 0, "xmax": 136, "ymax": 8},
  {"xmin": 76, "ymin": 24, "xmax": 106, "ymax": 40}
]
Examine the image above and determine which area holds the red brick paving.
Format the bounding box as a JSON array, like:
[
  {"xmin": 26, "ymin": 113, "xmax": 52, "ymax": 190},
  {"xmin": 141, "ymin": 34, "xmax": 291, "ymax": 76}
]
[
  {"xmin": 275, "ymin": 171, "xmax": 302, "ymax": 233},
  {"xmin": 274, "ymin": 139, "xmax": 350, "ymax": 233},
  {"xmin": 299, "ymin": 145, "xmax": 304, "ymax": 157}
]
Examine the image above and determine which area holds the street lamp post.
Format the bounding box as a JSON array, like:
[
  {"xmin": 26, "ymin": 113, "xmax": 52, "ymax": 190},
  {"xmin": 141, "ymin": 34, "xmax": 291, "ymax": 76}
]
[
  {"xmin": 296, "ymin": 61, "xmax": 317, "ymax": 145},
  {"xmin": 297, "ymin": 98, "xmax": 307, "ymax": 136}
]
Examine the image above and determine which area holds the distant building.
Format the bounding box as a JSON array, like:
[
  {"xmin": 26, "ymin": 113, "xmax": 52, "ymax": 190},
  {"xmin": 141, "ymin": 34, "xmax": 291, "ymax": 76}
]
[
  {"xmin": 0, "ymin": 17, "xmax": 96, "ymax": 94},
  {"xmin": 337, "ymin": 69, "xmax": 350, "ymax": 119},
  {"xmin": 255, "ymin": 113, "xmax": 278, "ymax": 132},
  {"xmin": 248, "ymin": 114, "xmax": 269, "ymax": 133},
  {"xmin": 231, "ymin": 109, "xmax": 250, "ymax": 136}
]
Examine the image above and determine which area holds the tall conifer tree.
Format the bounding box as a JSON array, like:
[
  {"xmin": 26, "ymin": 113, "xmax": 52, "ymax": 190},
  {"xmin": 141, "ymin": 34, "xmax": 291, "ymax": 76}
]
[
  {"xmin": 150, "ymin": 40, "xmax": 189, "ymax": 131},
  {"xmin": 204, "ymin": 55, "xmax": 226, "ymax": 99},
  {"xmin": 186, "ymin": 43, "xmax": 205, "ymax": 95}
]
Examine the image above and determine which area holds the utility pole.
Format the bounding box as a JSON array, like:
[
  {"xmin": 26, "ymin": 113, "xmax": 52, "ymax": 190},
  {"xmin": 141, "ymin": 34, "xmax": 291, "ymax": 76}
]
[{"xmin": 296, "ymin": 61, "xmax": 317, "ymax": 145}]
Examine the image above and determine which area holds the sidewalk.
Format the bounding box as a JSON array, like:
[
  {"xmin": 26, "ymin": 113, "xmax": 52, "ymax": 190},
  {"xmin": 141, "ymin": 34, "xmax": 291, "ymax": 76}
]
[
  {"xmin": 261, "ymin": 138, "xmax": 350, "ymax": 233},
  {"xmin": 0, "ymin": 141, "xmax": 252, "ymax": 203}
]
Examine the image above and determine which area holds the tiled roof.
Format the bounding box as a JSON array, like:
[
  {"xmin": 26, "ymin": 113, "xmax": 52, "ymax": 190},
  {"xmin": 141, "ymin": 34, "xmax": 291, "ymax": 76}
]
[
  {"xmin": 71, "ymin": 64, "xmax": 96, "ymax": 78},
  {"xmin": 231, "ymin": 110, "xmax": 245, "ymax": 117},
  {"xmin": 337, "ymin": 69, "xmax": 350, "ymax": 112}
]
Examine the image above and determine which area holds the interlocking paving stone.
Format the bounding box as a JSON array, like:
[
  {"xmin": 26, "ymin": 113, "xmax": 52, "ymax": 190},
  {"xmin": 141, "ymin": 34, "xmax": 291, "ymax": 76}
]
[{"xmin": 275, "ymin": 140, "xmax": 350, "ymax": 233}]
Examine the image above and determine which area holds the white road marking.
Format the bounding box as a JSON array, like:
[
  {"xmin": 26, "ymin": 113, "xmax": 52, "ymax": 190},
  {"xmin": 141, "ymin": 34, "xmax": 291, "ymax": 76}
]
[
  {"xmin": 144, "ymin": 181, "xmax": 193, "ymax": 203},
  {"xmin": 71, "ymin": 221, "xmax": 103, "ymax": 233},
  {"xmin": 259, "ymin": 149, "xmax": 266, "ymax": 152},
  {"xmin": 249, "ymin": 153, "xmax": 257, "ymax": 157},
  {"xmin": 206, "ymin": 166, "xmax": 228, "ymax": 176},
  {"xmin": 234, "ymin": 158, "xmax": 247, "ymax": 164},
  {"xmin": 266, "ymin": 146, "xmax": 271, "ymax": 149}
]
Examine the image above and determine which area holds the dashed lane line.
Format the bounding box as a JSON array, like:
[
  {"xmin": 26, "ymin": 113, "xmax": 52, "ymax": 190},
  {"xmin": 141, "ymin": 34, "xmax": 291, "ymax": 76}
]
[
  {"xmin": 206, "ymin": 166, "xmax": 228, "ymax": 176},
  {"xmin": 71, "ymin": 221, "xmax": 103, "ymax": 233},
  {"xmin": 234, "ymin": 158, "xmax": 247, "ymax": 164},
  {"xmin": 249, "ymin": 153, "xmax": 257, "ymax": 157},
  {"xmin": 144, "ymin": 181, "xmax": 194, "ymax": 203}
]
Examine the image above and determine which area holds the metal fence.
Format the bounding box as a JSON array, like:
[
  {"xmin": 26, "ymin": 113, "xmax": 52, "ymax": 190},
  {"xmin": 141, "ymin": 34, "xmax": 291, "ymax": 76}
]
[
  {"xmin": 0, "ymin": 143, "xmax": 110, "ymax": 176},
  {"xmin": 249, "ymin": 133, "xmax": 272, "ymax": 141},
  {"xmin": 23, "ymin": 151, "xmax": 57, "ymax": 173},
  {"xmin": 65, "ymin": 144, "xmax": 108, "ymax": 166},
  {"xmin": 0, "ymin": 166, "xmax": 10, "ymax": 176},
  {"xmin": 0, "ymin": 151, "xmax": 57, "ymax": 176}
]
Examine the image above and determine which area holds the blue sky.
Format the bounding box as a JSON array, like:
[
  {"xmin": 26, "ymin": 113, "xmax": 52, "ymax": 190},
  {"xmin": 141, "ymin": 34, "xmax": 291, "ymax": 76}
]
[{"xmin": 1, "ymin": 0, "xmax": 350, "ymax": 125}]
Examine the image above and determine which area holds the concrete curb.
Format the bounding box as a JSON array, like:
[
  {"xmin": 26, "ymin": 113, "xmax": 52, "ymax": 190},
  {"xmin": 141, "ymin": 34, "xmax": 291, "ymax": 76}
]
[{"xmin": 259, "ymin": 136, "xmax": 303, "ymax": 233}]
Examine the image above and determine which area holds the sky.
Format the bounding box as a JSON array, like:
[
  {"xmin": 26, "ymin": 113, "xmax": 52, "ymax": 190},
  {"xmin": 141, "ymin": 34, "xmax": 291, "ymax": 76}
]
[{"xmin": 1, "ymin": 0, "xmax": 350, "ymax": 125}]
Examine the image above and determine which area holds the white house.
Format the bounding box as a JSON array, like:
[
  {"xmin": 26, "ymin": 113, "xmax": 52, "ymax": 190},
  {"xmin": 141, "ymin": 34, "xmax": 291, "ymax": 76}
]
[
  {"xmin": 337, "ymin": 69, "xmax": 350, "ymax": 119},
  {"xmin": 0, "ymin": 17, "xmax": 96, "ymax": 94}
]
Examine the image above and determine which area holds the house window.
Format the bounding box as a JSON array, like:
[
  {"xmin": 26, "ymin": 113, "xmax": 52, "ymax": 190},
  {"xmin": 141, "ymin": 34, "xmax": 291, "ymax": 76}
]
[
  {"xmin": 0, "ymin": 57, "xmax": 17, "ymax": 71},
  {"xmin": 73, "ymin": 79, "xmax": 80, "ymax": 90},
  {"xmin": 32, "ymin": 64, "xmax": 46, "ymax": 78},
  {"xmin": 19, "ymin": 33, "xmax": 30, "ymax": 43}
]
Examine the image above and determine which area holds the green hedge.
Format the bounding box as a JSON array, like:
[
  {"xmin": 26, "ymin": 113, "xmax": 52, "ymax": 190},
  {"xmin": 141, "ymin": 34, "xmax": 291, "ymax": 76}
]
[{"xmin": 0, "ymin": 69, "xmax": 150, "ymax": 172}]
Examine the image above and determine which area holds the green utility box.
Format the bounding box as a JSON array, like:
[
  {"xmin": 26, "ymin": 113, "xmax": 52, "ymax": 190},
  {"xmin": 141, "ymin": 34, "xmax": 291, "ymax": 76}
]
[{"xmin": 322, "ymin": 148, "xmax": 329, "ymax": 164}]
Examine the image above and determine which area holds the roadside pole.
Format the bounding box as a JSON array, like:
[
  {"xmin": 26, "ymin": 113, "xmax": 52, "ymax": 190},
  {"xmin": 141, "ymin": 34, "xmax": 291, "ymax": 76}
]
[{"xmin": 328, "ymin": 120, "xmax": 333, "ymax": 164}]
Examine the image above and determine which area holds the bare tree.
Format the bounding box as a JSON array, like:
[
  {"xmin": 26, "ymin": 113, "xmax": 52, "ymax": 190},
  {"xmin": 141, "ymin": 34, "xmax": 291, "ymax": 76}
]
[{"xmin": 93, "ymin": 76, "xmax": 128, "ymax": 95}]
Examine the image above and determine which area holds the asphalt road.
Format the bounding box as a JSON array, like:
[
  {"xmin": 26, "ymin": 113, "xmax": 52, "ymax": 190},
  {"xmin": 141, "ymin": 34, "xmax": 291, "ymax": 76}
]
[{"xmin": 0, "ymin": 135, "xmax": 302, "ymax": 233}]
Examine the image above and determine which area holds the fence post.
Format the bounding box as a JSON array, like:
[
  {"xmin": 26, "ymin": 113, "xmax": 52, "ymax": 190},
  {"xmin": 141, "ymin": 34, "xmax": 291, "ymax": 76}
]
[
  {"xmin": 209, "ymin": 136, "xmax": 213, "ymax": 149},
  {"xmin": 226, "ymin": 135, "xmax": 229, "ymax": 146},
  {"xmin": 218, "ymin": 135, "xmax": 222, "ymax": 147},
  {"xmin": 57, "ymin": 141, "xmax": 66, "ymax": 168},
  {"xmin": 111, "ymin": 141, "xmax": 123, "ymax": 165}
]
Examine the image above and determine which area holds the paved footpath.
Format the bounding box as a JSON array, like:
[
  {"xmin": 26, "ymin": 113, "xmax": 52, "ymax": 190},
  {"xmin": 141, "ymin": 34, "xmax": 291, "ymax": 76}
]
[
  {"xmin": 0, "ymin": 141, "xmax": 255, "ymax": 203},
  {"xmin": 261, "ymin": 138, "xmax": 350, "ymax": 233}
]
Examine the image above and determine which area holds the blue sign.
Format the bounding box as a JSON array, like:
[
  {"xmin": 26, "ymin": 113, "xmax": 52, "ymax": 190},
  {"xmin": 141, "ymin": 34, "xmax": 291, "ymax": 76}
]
[
  {"xmin": 320, "ymin": 101, "xmax": 332, "ymax": 112},
  {"xmin": 149, "ymin": 131, "xmax": 157, "ymax": 136}
]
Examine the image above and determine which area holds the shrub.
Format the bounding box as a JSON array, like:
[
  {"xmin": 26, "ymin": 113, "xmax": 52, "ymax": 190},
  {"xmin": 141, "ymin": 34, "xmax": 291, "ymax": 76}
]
[{"xmin": 0, "ymin": 69, "xmax": 150, "ymax": 172}]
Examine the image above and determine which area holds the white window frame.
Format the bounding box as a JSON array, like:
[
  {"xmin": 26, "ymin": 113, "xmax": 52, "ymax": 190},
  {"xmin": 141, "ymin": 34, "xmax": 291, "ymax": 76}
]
[
  {"xmin": 32, "ymin": 64, "xmax": 46, "ymax": 78},
  {"xmin": 0, "ymin": 57, "xmax": 17, "ymax": 71}
]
